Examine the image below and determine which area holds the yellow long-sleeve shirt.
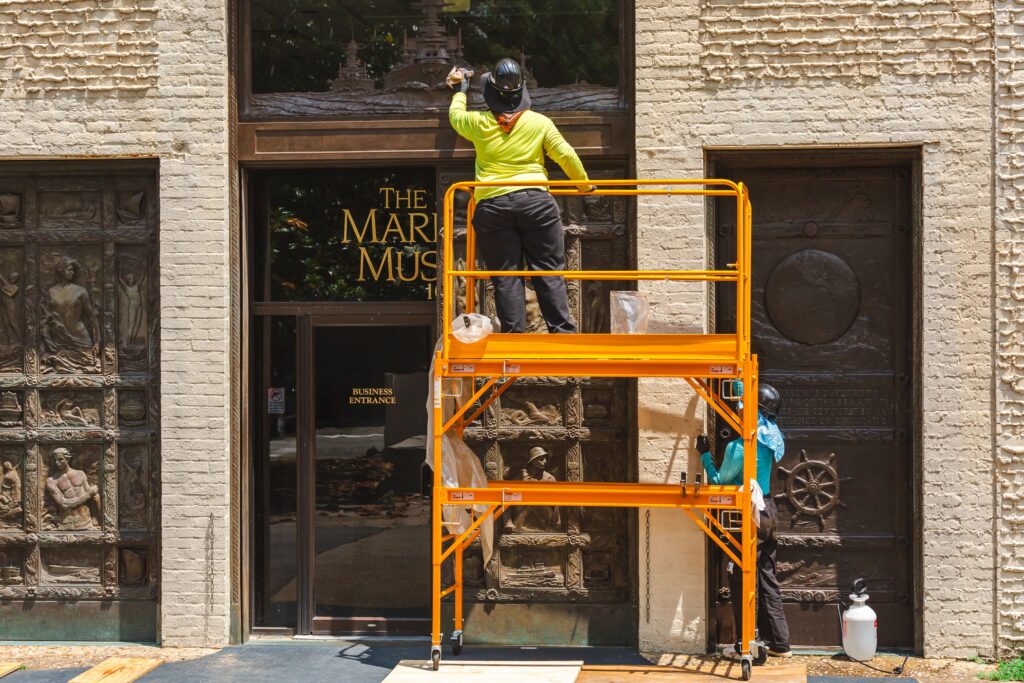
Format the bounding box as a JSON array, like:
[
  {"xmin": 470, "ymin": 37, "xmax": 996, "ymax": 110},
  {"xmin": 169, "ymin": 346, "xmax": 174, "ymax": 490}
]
[{"xmin": 448, "ymin": 92, "xmax": 590, "ymax": 202}]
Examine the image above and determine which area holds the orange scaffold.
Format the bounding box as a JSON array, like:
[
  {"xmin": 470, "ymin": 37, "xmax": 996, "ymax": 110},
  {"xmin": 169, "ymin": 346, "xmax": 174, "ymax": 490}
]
[{"xmin": 430, "ymin": 179, "xmax": 762, "ymax": 679}]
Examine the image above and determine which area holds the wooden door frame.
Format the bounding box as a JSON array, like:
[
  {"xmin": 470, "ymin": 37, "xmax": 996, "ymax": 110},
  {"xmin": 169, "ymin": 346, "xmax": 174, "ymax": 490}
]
[
  {"xmin": 703, "ymin": 146, "xmax": 924, "ymax": 654},
  {"xmin": 303, "ymin": 311, "xmax": 435, "ymax": 637},
  {"xmin": 231, "ymin": 0, "xmax": 638, "ymax": 641}
]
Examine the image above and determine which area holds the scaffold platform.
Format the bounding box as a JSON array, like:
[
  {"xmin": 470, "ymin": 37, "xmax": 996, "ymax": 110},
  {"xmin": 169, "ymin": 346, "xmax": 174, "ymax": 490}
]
[{"xmin": 430, "ymin": 179, "xmax": 763, "ymax": 679}]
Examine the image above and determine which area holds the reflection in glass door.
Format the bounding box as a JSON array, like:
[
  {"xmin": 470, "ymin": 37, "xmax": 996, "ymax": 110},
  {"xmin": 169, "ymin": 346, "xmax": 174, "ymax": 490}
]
[{"xmin": 312, "ymin": 323, "xmax": 433, "ymax": 634}]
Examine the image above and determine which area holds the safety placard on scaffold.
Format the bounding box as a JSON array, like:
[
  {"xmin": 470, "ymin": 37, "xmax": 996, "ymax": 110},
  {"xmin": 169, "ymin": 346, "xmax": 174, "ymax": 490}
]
[
  {"xmin": 451, "ymin": 363, "xmax": 475, "ymax": 374},
  {"xmin": 709, "ymin": 495, "xmax": 735, "ymax": 505},
  {"xmin": 503, "ymin": 361, "xmax": 520, "ymax": 375},
  {"xmin": 450, "ymin": 491, "xmax": 475, "ymax": 501},
  {"xmin": 709, "ymin": 365, "xmax": 735, "ymax": 375}
]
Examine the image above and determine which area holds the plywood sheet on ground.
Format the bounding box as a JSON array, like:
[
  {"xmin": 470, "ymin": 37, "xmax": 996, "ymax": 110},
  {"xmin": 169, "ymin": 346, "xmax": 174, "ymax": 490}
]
[
  {"xmin": 384, "ymin": 659, "xmax": 582, "ymax": 683},
  {"xmin": 0, "ymin": 663, "xmax": 20, "ymax": 679},
  {"xmin": 69, "ymin": 657, "xmax": 163, "ymax": 683},
  {"xmin": 579, "ymin": 661, "xmax": 806, "ymax": 682}
]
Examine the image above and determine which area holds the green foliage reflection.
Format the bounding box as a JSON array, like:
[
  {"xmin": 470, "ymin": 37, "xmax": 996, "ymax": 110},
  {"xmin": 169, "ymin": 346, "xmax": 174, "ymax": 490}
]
[
  {"xmin": 251, "ymin": 0, "xmax": 619, "ymax": 94},
  {"xmin": 265, "ymin": 169, "xmax": 437, "ymax": 302}
]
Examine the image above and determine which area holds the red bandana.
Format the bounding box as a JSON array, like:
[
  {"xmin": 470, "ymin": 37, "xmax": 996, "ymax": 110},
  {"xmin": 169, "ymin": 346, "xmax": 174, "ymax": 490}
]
[{"xmin": 495, "ymin": 110, "xmax": 526, "ymax": 133}]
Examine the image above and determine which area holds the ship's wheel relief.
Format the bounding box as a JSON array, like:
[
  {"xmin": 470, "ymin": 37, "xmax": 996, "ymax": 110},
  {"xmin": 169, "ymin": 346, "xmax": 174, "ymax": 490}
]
[{"xmin": 775, "ymin": 450, "xmax": 852, "ymax": 528}]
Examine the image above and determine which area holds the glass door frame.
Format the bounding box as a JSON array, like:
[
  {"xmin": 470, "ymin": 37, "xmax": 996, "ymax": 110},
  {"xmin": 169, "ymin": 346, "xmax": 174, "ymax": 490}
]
[{"xmin": 284, "ymin": 305, "xmax": 436, "ymax": 636}]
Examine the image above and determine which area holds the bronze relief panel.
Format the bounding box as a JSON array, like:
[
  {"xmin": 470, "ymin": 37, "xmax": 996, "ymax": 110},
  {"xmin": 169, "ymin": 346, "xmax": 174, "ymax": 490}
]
[
  {"xmin": 39, "ymin": 391, "xmax": 102, "ymax": 429},
  {"xmin": 0, "ymin": 192, "xmax": 23, "ymax": 229},
  {"xmin": 40, "ymin": 444, "xmax": 102, "ymax": 532},
  {"xmin": 441, "ymin": 168, "xmax": 635, "ymax": 634},
  {"xmin": 713, "ymin": 159, "xmax": 913, "ymax": 647},
  {"xmin": 0, "ymin": 445, "xmax": 25, "ymax": 529},
  {"xmin": 40, "ymin": 546, "xmax": 102, "ymax": 585},
  {"xmin": 38, "ymin": 191, "xmax": 103, "ymax": 229},
  {"xmin": 118, "ymin": 443, "xmax": 149, "ymax": 531},
  {"xmin": 0, "ymin": 167, "xmax": 159, "ymax": 623},
  {"xmin": 0, "ymin": 247, "xmax": 25, "ymax": 373},
  {"xmin": 38, "ymin": 245, "xmax": 103, "ymax": 374}
]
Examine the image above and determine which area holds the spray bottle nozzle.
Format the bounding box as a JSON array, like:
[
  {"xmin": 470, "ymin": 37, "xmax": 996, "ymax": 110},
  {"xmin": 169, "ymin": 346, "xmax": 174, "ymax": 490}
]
[{"xmin": 851, "ymin": 577, "xmax": 867, "ymax": 596}]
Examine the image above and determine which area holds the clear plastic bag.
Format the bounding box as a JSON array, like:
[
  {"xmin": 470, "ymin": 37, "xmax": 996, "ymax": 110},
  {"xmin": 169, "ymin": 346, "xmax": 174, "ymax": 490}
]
[
  {"xmin": 424, "ymin": 340, "xmax": 494, "ymax": 562},
  {"xmin": 610, "ymin": 291, "xmax": 650, "ymax": 334},
  {"xmin": 451, "ymin": 313, "xmax": 494, "ymax": 343}
]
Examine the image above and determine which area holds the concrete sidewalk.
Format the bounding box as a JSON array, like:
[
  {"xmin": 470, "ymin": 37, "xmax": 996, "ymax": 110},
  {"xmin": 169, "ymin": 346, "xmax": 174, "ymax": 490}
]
[{"xmin": 2, "ymin": 641, "xmax": 985, "ymax": 682}]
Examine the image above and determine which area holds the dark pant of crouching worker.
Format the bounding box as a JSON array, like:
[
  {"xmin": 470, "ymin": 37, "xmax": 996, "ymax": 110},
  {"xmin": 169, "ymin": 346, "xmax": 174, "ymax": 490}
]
[
  {"xmin": 473, "ymin": 189, "xmax": 575, "ymax": 333},
  {"xmin": 727, "ymin": 497, "xmax": 791, "ymax": 654}
]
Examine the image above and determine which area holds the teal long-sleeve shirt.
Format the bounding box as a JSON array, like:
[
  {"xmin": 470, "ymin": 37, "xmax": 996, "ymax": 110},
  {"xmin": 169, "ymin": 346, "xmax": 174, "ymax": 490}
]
[
  {"xmin": 700, "ymin": 414, "xmax": 783, "ymax": 494},
  {"xmin": 701, "ymin": 439, "xmax": 775, "ymax": 495}
]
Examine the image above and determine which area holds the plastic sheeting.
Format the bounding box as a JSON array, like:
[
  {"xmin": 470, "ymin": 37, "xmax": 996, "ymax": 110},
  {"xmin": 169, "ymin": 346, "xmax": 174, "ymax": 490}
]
[
  {"xmin": 610, "ymin": 290, "xmax": 650, "ymax": 333},
  {"xmin": 424, "ymin": 340, "xmax": 494, "ymax": 564}
]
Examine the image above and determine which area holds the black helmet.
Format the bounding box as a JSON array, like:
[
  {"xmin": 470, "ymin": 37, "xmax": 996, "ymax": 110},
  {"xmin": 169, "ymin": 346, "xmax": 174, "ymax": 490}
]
[
  {"xmin": 758, "ymin": 383, "xmax": 781, "ymax": 419},
  {"xmin": 488, "ymin": 58, "xmax": 524, "ymax": 100}
]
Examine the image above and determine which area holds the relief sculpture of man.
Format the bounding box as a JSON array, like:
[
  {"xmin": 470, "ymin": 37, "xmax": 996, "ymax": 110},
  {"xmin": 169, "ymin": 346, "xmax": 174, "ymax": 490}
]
[
  {"xmin": 505, "ymin": 446, "xmax": 560, "ymax": 532},
  {"xmin": 41, "ymin": 257, "xmax": 99, "ymax": 371},
  {"xmin": 44, "ymin": 447, "xmax": 99, "ymax": 530}
]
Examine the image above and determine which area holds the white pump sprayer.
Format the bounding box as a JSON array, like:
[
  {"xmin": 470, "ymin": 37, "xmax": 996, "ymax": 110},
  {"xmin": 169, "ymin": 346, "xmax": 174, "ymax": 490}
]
[{"xmin": 841, "ymin": 578, "xmax": 878, "ymax": 662}]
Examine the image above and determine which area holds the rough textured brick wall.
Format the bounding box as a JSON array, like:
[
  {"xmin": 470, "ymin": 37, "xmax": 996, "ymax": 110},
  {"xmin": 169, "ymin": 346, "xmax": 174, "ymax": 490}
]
[
  {"xmin": 636, "ymin": 0, "xmax": 997, "ymax": 657},
  {"xmin": 0, "ymin": 0, "xmax": 158, "ymax": 94},
  {"xmin": 0, "ymin": 0, "xmax": 230, "ymax": 647},
  {"xmin": 699, "ymin": 0, "xmax": 991, "ymax": 84},
  {"xmin": 995, "ymin": 0, "xmax": 1024, "ymax": 658}
]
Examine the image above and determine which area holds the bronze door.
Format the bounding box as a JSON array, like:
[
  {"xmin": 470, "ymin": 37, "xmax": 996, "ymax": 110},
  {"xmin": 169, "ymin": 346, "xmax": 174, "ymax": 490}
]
[
  {"xmin": 712, "ymin": 154, "xmax": 914, "ymax": 648},
  {"xmin": 0, "ymin": 163, "xmax": 159, "ymax": 640},
  {"xmin": 441, "ymin": 167, "xmax": 637, "ymax": 646}
]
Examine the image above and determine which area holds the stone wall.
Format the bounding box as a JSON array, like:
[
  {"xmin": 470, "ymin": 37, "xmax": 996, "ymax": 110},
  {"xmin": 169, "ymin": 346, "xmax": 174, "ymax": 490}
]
[
  {"xmin": 995, "ymin": 0, "xmax": 1024, "ymax": 659},
  {"xmin": 0, "ymin": 0, "xmax": 231, "ymax": 647},
  {"xmin": 636, "ymin": 0, "xmax": 998, "ymax": 657}
]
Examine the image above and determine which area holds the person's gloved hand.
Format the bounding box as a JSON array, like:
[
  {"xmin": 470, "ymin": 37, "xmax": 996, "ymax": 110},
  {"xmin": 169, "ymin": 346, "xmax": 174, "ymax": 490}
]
[
  {"xmin": 696, "ymin": 434, "xmax": 710, "ymax": 454},
  {"xmin": 577, "ymin": 183, "xmax": 597, "ymax": 193},
  {"xmin": 446, "ymin": 66, "xmax": 472, "ymax": 93}
]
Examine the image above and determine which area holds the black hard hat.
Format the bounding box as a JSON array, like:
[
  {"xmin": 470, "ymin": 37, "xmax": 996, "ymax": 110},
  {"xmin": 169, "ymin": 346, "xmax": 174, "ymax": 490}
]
[
  {"xmin": 482, "ymin": 58, "xmax": 531, "ymax": 114},
  {"xmin": 488, "ymin": 58, "xmax": 525, "ymax": 98},
  {"xmin": 758, "ymin": 383, "xmax": 781, "ymax": 419}
]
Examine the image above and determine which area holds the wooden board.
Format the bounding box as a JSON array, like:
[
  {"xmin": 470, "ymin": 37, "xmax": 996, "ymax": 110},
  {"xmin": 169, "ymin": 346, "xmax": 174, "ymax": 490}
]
[
  {"xmin": 385, "ymin": 659, "xmax": 582, "ymax": 683},
  {"xmin": 69, "ymin": 657, "xmax": 163, "ymax": 683},
  {"xmin": 0, "ymin": 663, "xmax": 21, "ymax": 679},
  {"xmin": 578, "ymin": 661, "xmax": 806, "ymax": 682}
]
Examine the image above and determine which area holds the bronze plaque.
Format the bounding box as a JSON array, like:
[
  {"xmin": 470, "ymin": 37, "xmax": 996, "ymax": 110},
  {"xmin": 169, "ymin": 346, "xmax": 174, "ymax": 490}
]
[
  {"xmin": 0, "ymin": 165, "xmax": 159, "ymax": 639},
  {"xmin": 713, "ymin": 156, "xmax": 913, "ymax": 648},
  {"xmin": 441, "ymin": 166, "xmax": 635, "ymax": 646}
]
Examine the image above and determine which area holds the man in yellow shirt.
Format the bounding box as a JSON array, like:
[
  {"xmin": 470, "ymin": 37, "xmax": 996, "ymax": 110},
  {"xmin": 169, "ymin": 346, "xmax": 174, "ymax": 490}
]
[{"xmin": 448, "ymin": 58, "xmax": 592, "ymax": 334}]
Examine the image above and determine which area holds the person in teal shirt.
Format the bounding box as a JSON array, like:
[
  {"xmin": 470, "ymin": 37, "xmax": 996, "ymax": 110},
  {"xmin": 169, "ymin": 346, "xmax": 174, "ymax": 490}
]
[{"xmin": 697, "ymin": 383, "xmax": 791, "ymax": 657}]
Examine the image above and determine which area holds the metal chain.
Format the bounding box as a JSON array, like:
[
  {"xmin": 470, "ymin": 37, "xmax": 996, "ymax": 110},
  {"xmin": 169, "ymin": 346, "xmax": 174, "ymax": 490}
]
[{"xmin": 644, "ymin": 509, "xmax": 651, "ymax": 623}]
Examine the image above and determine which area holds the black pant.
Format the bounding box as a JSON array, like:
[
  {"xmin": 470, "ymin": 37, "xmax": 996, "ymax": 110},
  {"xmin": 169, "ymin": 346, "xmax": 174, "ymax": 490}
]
[
  {"xmin": 728, "ymin": 498, "xmax": 791, "ymax": 652},
  {"xmin": 472, "ymin": 189, "xmax": 577, "ymax": 334}
]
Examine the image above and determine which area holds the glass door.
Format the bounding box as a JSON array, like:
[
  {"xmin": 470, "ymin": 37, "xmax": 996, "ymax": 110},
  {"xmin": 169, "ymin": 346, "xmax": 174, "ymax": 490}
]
[{"xmin": 310, "ymin": 320, "xmax": 433, "ymax": 635}]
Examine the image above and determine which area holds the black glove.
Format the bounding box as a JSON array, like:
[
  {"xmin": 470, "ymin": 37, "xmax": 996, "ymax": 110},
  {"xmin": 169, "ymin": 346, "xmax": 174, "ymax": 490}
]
[
  {"xmin": 459, "ymin": 75, "xmax": 471, "ymax": 93},
  {"xmin": 696, "ymin": 434, "xmax": 710, "ymax": 454}
]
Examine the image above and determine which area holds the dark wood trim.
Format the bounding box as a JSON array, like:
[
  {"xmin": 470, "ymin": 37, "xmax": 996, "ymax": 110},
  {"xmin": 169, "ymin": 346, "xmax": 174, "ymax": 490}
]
[
  {"xmin": 296, "ymin": 315, "xmax": 315, "ymax": 635},
  {"xmin": 250, "ymin": 627, "xmax": 295, "ymax": 637},
  {"xmin": 706, "ymin": 145, "xmax": 922, "ymax": 167},
  {"xmin": 238, "ymin": 113, "xmax": 632, "ymax": 164},
  {"xmin": 311, "ymin": 616, "xmax": 430, "ymax": 637},
  {"xmin": 253, "ymin": 301, "xmax": 437, "ymax": 317}
]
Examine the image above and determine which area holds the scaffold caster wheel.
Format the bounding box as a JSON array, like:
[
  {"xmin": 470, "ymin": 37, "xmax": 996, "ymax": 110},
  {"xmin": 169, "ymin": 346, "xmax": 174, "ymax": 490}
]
[
  {"xmin": 450, "ymin": 630, "xmax": 463, "ymax": 656},
  {"xmin": 431, "ymin": 646, "xmax": 441, "ymax": 671},
  {"xmin": 753, "ymin": 644, "xmax": 768, "ymax": 666},
  {"xmin": 741, "ymin": 658, "xmax": 752, "ymax": 680}
]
